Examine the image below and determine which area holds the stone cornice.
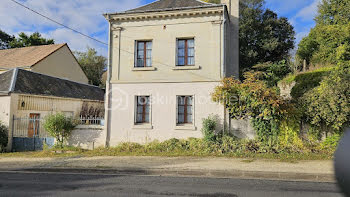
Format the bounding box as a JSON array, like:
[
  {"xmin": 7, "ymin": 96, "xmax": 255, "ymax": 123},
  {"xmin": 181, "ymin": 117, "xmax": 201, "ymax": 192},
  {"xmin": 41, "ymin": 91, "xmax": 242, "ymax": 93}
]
[{"xmin": 108, "ymin": 7, "xmax": 224, "ymax": 22}]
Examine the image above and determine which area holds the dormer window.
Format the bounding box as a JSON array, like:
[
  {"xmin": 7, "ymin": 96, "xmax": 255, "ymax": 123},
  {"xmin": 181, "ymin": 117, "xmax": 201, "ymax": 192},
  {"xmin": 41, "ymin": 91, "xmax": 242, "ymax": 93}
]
[
  {"xmin": 177, "ymin": 38, "xmax": 195, "ymax": 66},
  {"xmin": 136, "ymin": 41, "xmax": 152, "ymax": 67}
]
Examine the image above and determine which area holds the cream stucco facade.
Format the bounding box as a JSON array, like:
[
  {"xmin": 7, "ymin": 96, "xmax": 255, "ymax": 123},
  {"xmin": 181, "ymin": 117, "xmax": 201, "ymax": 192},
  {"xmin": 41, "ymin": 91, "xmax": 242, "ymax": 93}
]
[
  {"xmin": 31, "ymin": 45, "xmax": 89, "ymax": 84},
  {"xmin": 105, "ymin": 0, "xmax": 239, "ymax": 146},
  {"xmin": 0, "ymin": 45, "xmax": 88, "ymax": 84}
]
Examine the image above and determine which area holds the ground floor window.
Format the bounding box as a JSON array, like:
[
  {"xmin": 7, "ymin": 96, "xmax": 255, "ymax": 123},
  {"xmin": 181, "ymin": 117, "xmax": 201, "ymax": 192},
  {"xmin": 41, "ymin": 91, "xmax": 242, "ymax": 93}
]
[
  {"xmin": 177, "ymin": 96, "xmax": 193, "ymax": 124},
  {"xmin": 135, "ymin": 96, "xmax": 150, "ymax": 124}
]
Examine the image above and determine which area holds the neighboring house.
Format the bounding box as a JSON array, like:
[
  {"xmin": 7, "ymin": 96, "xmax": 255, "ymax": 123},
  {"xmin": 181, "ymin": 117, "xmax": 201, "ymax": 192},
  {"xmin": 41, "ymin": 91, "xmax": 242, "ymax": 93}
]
[
  {"xmin": 104, "ymin": 0, "xmax": 239, "ymax": 145},
  {"xmin": 0, "ymin": 44, "xmax": 89, "ymax": 84},
  {"xmin": 0, "ymin": 68, "xmax": 105, "ymax": 151}
]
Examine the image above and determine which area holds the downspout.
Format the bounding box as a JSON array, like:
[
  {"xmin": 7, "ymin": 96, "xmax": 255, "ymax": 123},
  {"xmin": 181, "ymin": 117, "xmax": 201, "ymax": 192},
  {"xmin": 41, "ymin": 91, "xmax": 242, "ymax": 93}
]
[
  {"xmin": 222, "ymin": 5, "xmax": 227, "ymax": 134},
  {"xmin": 105, "ymin": 18, "xmax": 113, "ymax": 148}
]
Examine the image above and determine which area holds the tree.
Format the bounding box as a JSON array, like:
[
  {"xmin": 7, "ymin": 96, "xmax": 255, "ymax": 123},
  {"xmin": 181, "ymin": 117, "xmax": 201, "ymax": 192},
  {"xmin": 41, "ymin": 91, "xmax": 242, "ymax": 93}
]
[
  {"xmin": 9, "ymin": 32, "xmax": 54, "ymax": 48},
  {"xmin": 75, "ymin": 47, "xmax": 107, "ymax": 87},
  {"xmin": 315, "ymin": 0, "xmax": 350, "ymax": 25},
  {"xmin": 297, "ymin": 0, "xmax": 350, "ymax": 65},
  {"xmin": 0, "ymin": 30, "xmax": 14, "ymax": 50},
  {"xmin": 239, "ymin": 0, "xmax": 295, "ymax": 74},
  {"xmin": 43, "ymin": 113, "xmax": 77, "ymax": 148}
]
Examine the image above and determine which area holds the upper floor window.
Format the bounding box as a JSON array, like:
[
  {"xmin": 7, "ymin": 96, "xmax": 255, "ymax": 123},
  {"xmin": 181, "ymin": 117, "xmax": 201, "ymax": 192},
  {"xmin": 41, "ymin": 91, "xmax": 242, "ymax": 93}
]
[
  {"xmin": 177, "ymin": 38, "xmax": 195, "ymax": 66},
  {"xmin": 177, "ymin": 96, "xmax": 193, "ymax": 124},
  {"xmin": 136, "ymin": 41, "xmax": 152, "ymax": 67},
  {"xmin": 136, "ymin": 96, "xmax": 150, "ymax": 124}
]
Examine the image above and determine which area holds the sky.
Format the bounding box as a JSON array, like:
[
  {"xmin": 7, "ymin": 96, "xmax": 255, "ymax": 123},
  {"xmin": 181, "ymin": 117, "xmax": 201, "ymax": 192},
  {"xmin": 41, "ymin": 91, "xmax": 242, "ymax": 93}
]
[{"xmin": 0, "ymin": 0, "xmax": 321, "ymax": 56}]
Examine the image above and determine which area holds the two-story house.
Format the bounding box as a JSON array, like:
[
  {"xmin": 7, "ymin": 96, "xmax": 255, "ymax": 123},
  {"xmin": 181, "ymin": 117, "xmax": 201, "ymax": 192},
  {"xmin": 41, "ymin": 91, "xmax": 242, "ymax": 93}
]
[{"xmin": 104, "ymin": 0, "xmax": 239, "ymax": 146}]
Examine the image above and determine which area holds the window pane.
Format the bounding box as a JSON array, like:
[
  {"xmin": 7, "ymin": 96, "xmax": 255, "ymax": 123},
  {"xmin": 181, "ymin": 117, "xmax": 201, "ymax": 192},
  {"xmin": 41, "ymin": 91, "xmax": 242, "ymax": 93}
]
[
  {"xmin": 137, "ymin": 59, "xmax": 144, "ymax": 67},
  {"xmin": 178, "ymin": 40, "xmax": 185, "ymax": 48},
  {"xmin": 188, "ymin": 57, "xmax": 194, "ymax": 65},
  {"xmin": 187, "ymin": 106, "xmax": 192, "ymax": 114},
  {"xmin": 145, "ymin": 105, "xmax": 150, "ymax": 113},
  {"xmin": 137, "ymin": 114, "xmax": 143, "ymax": 123},
  {"xmin": 137, "ymin": 106, "xmax": 143, "ymax": 113},
  {"xmin": 178, "ymin": 106, "xmax": 184, "ymax": 114},
  {"xmin": 187, "ymin": 114, "xmax": 193, "ymax": 123},
  {"xmin": 188, "ymin": 48, "xmax": 194, "ymax": 57},
  {"xmin": 138, "ymin": 42, "xmax": 144, "ymax": 49},
  {"xmin": 145, "ymin": 114, "xmax": 150, "ymax": 123},
  {"xmin": 187, "ymin": 96, "xmax": 193, "ymax": 105},
  {"xmin": 146, "ymin": 49, "xmax": 152, "ymax": 58},
  {"xmin": 178, "ymin": 57, "xmax": 185, "ymax": 66},
  {"xmin": 178, "ymin": 97, "xmax": 185, "ymax": 105},
  {"xmin": 178, "ymin": 114, "xmax": 184, "ymax": 123},
  {"xmin": 137, "ymin": 50, "xmax": 144, "ymax": 58},
  {"xmin": 146, "ymin": 59, "xmax": 152, "ymax": 67},
  {"xmin": 187, "ymin": 39, "xmax": 194, "ymax": 47},
  {"xmin": 146, "ymin": 42, "xmax": 152, "ymax": 50},
  {"xmin": 178, "ymin": 48, "xmax": 185, "ymax": 57}
]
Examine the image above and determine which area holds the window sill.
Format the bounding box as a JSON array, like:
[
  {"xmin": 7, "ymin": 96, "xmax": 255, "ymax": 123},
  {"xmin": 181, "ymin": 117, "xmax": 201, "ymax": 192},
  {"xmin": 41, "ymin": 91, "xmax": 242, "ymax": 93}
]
[
  {"xmin": 132, "ymin": 67, "xmax": 157, "ymax": 71},
  {"xmin": 173, "ymin": 65, "xmax": 200, "ymax": 70},
  {"xmin": 175, "ymin": 125, "xmax": 197, "ymax": 131},
  {"xmin": 133, "ymin": 124, "xmax": 153, "ymax": 130}
]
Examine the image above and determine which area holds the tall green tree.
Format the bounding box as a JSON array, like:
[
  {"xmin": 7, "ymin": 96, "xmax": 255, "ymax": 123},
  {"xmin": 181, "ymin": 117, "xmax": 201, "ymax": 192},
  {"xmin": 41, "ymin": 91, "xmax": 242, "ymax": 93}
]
[
  {"xmin": 75, "ymin": 47, "xmax": 107, "ymax": 87},
  {"xmin": 9, "ymin": 32, "xmax": 54, "ymax": 48},
  {"xmin": 239, "ymin": 0, "xmax": 295, "ymax": 74},
  {"xmin": 315, "ymin": 0, "xmax": 350, "ymax": 25},
  {"xmin": 0, "ymin": 30, "xmax": 14, "ymax": 49},
  {"xmin": 297, "ymin": 0, "xmax": 350, "ymax": 65}
]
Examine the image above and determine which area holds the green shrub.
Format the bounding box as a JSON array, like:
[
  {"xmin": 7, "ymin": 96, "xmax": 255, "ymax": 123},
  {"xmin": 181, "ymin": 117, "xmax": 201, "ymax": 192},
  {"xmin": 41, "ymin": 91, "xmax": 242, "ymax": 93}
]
[
  {"xmin": 320, "ymin": 134, "xmax": 341, "ymax": 152},
  {"xmin": 43, "ymin": 113, "xmax": 77, "ymax": 148},
  {"xmin": 0, "ymin": 122, "xmax": 8, "ymax": 152},
  {"xmin": 201, "ymin": 115, "xmax": 219, "ymax": 142}
]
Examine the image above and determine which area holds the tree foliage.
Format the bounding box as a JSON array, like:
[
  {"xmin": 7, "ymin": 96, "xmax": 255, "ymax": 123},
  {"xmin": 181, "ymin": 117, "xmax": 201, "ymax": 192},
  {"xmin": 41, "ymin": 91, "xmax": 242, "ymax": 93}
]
[
  {"xmin": 315, "ymin": 0, "xmax": 350, "ymax": 25},
  {"xmin": 212, "ymin": 72, "xmax": 292, "ymax": 143},
  {"xmin": 0, "ymin": 30, "xmax": 14, "ymax": 50},
  {"xmin": 43, "ymin": 113, "xmax": 77, "ymax": 148},
  {"xmin": 75, "ymin": 47, "xmax": 107, "ymax": 87},
  {"xmin": 297, "ymin": 0, "xmax": 350, "ymax": 65},
  {"xmin": 239, "ymin": 0, "xmax": 295, "ymax": 74},
  {"xmin": 252, "ymin": 60, "xmax": 291, "ymax": 87},
  {"xmin": 9, "ymin": 32, "xmax": 54, "ymax": 48},
  {"xmin": 302, "ymin": 65, "xmax": 350, "ymax": 133}
]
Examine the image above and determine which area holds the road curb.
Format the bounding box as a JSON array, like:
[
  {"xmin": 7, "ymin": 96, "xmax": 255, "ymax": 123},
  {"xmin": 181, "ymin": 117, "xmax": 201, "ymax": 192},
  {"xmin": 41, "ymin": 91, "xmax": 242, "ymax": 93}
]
[{"xmin": 13, "ymin": 167, "xmax": 336, "ymax": 183}]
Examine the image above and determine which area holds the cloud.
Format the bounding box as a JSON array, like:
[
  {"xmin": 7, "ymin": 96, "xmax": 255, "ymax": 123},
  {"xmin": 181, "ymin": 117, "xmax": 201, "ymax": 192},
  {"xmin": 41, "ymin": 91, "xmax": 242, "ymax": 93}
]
[
  {"xmin": 295, "ymin": 31, "xmax": 310, "ymax": 44},
  {"xmin": 294, "ymin": 0, "xmax": 321, "ymax": 22},
  {"xmin": 0, "ymin": 0, "xmax": 143, "ymax": 55}
]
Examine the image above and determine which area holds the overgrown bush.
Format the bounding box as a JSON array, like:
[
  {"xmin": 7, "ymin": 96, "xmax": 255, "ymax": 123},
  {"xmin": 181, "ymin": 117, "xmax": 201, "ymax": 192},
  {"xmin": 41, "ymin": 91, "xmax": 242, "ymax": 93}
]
[
  {"xmin": 201, "ymin": 115, "xmax": 219, "ymax": 142},
  {"xmin": 212, "ymin": 72, "xmax": 291, "ymax": 145},
  {"xmin": 0, "ymin": 122, "xmax": 8, "ymax": 152},
  {"xmin": 43, "ymin": 113, "xmax": 77, "ymax": 148},
  {"xmin": 302, "ymin": 65, "xmax": 350, "ymax": 135}
]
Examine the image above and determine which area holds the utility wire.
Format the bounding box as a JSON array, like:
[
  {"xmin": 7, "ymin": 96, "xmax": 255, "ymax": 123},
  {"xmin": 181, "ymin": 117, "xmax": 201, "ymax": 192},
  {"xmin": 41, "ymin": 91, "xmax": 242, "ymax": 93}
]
[{"xmin": 9, "ymin": 0, "xmax": 108, "ymax": 45}]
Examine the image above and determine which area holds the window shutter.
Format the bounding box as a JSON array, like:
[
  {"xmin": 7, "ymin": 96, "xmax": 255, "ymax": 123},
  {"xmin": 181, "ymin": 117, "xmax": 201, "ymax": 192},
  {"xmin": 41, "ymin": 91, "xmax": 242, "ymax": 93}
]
[
  {"xmin": 134, "ymin": 41, "xmax": 137, "ymax": 68},
  {"xmin": 176, "ymin": 96, "xmax": 179, "ymax": 124}
]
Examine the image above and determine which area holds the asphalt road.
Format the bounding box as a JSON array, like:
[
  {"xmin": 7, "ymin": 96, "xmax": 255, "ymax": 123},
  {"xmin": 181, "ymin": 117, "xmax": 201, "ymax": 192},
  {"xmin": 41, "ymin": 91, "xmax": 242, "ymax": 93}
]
[{"xmin": 0, "ymin": 171, "xmax": 343, "ymax": 197}]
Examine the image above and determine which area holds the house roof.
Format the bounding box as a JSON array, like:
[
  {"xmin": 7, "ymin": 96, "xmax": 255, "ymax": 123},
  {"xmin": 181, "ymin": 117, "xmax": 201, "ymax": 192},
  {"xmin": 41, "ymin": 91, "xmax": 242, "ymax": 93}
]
[
  {"xmin": 109, "ymin": 0, "xmax": 222, "ymax": 15},
  {"xmin": 0, "ymin": 44, "xmax": 66, "ymax": 69},
  {"xmin": 0, "ymin": 69, "xmax": 104, "ymax": 101}
]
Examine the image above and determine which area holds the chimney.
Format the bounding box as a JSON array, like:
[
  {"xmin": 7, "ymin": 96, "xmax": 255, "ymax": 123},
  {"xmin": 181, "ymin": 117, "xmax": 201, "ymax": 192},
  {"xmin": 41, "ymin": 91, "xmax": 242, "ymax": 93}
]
[{"xmin": 221, "ymin": 0, "xmax": 239, "ymax": 21}]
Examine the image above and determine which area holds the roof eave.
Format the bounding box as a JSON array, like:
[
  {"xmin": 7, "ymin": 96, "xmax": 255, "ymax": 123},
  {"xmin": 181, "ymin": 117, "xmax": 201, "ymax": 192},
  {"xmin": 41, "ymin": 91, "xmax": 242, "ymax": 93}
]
[{"xmin": 105, "ymin": 4, "xmax": 224, "ymax": 17}]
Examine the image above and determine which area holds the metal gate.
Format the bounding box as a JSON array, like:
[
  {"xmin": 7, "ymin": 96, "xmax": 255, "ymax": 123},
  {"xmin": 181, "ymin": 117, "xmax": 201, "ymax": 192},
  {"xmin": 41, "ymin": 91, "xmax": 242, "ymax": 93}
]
[{"xmin": 12, "ymin": 115, "xmax": 55, "ymax": 152}]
